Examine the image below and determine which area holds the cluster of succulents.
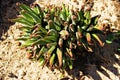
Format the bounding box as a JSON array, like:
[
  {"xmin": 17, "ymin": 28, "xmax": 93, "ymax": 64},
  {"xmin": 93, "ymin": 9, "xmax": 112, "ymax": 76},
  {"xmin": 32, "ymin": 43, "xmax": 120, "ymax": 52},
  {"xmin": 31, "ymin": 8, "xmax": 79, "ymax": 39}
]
[{"xmin": 12, "ymin": 4, "xmax": 104, "ymax": 69}]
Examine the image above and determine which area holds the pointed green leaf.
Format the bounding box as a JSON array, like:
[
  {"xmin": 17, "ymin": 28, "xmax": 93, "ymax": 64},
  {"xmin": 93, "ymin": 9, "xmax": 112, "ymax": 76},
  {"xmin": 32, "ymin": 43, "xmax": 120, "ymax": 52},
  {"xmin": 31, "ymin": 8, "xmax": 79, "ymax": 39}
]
[
  {"xmin": 20, "ymin": 4, "xmax": 42, "ymax": 24},
  {"xmin": 47, "ymin": 29, "xmax": 58, "ymax": 36},
  {"xmin": 106, "ymin": 33, "xmax": 114, "ymax": 44},
  {"xmin": 84, "ymin": 19, "xmax": 91, "ymax": 25},
  {"xmin": 62, "ymin": 57, "xmax": 67, "ymax": 69},
  {"xmin": 20, "ymin": 11, "xmax": 34, "ymax": 23},
  {"xmin": 88, "ymin": 28, "xmax": 104, "ymax": 34},
  {"xmin": 91, "ymin": 15, "xmax": 100, "ymax": 25},
  {"xmin": 22, "ymin": 39, "xmax": 36, "ymax": 46},
  {"xmin": 44, "ymin": 36, "xmax": 57, "ymax": 42},
  {"xmin": 33, "ymin": 36, "xmax": 57, "ymax": 45},
  {"xmin": 56, "ymin": 48, "xmax": 62, "ymax": 67},
  {"xmin": 39, "ymin": 56, "xmax": 45, "ymax": 66},
  {"xmin": 37, "ymin": 46, "xmax": 45, "ymax": 60},
  {"xmin": 84, "ymin": 11, "xmax": 90, "ymax": 19},
  {"xmin": 26, "ymin": 11, "xmax": 42, "ymax": 24},
  {"xmin": 67, "ymin": 59, "xmax": 73, "ymax": 69},
  {"xmin": 33, "ymin": 4, "xmax": 41, "ymax": 14},
  {"xmin": 49, "ymin": 53, "xmax": 56, "ymax": 67},
  {"xmin": 33, "ymin": 39, "xmax": 51, "ymax": 45},
  {"xmin": 35, "ymin": 24, "xmax": 47, "ymax": 34},
  {"xmin": 66, "ymin": 48, "xmax": 73, "ymax": 58},
  {"xmin": 47, "ymin": 46, "xmax": 56, "ymax": 55},
  {"xmin": 12, "ymin": 18, "xmax": 33, "ymax": 26},
  {"xmin": 54, "ymin": 23, "xmax": 61, "ymax": 31},
  {"xmin": 92, "ymin": 34, "xmax": 104, "ymax": 46},
  {"xmin": 77, "ymin": 10, "xmax": 84, "ymax": 21},
  {"xmin": 20, "ymin": 4, "xmax": 34, "ymax": 13},
  {"xmin": 34, "ymin": 4, "xmax": 43, "ymax": 18}
]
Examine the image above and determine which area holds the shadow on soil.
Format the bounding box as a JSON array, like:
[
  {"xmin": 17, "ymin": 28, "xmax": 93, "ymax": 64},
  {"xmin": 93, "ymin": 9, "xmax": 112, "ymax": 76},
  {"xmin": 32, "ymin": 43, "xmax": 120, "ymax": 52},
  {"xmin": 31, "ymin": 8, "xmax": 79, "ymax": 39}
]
[
  {"xmin": 0, "ymin": 1, "xmax": 120, "ymax": 80},
  {"xmin": 62, "ymin": 41, "xmax": 120, "ymax": 80},
  {"xmin": 0, "ymin": 0, "xmax": 35, "ymax": 40}
]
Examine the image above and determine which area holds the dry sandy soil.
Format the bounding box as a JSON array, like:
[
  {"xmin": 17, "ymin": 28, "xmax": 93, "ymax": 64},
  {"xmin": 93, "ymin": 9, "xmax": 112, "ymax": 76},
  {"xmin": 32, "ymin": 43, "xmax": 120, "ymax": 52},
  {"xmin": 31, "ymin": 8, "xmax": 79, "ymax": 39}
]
[{"xmin": 0, "ymin": 0, "xmax": 120, "ymax": 80}]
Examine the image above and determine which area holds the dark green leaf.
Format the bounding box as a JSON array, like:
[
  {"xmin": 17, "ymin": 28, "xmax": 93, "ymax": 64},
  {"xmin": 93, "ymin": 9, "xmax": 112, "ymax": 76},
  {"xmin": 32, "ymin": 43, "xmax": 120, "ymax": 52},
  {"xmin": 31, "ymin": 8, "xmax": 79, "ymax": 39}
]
[
  {"xmin": 20, "ymin": 4, "xmax": 42, "ymax": 24},
  {"xmin": 49, "ymin": 53, "xmax": 56, "ymax": 67},
  {"xmin": 37, "ymin": 46, "xmax": 46, "ymax": 60},
  {"xmin": 84, "ymin": 11, "xmax": 90, "ymax": 19},
  {"xmin": 67, "ymin": 59, "xmax": 73, "ymax": 69},
  {"xmin": 12, "ymin": 18, "xmax": 33, "ymax": 26},
  {"xmin": 78, "ymin": 10, "xmax": 84, "ymax": 21},
  {"xmin": 22, "ymin": 39, "xmax": 36, "ymax": 46},
  {"xmin": 91, "ymin": 15, "xmax": 100, "ymax": 25},
  {"xmin": 39, "ymin": 56, "xmax": 45, "ymax": 66},
  {"xmin": 106, "ymin": 33, "xmax": 114, "ymax": 44},
  {"xmin": 87, "ymin": 28, "xmax": 104, "ymax": 34},
  {"xmin": 20, "ymin": 11, "xmax": 34, "ymax": 23}
]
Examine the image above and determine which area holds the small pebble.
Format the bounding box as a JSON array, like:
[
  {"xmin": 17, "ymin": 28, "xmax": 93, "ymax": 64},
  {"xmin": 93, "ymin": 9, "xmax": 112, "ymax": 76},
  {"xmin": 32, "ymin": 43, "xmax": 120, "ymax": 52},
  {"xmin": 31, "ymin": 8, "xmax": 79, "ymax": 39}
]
[{"xmin": 18, "ymin": 69, "xmax": 26, "ymax": 79}]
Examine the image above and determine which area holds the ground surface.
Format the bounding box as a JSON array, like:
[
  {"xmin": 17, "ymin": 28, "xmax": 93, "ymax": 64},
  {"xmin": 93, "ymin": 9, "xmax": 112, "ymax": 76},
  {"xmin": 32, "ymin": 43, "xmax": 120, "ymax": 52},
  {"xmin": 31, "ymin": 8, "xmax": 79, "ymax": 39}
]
[{"xmin": 0, "ymin": 0, "xmax": 120, "ymax": 80}]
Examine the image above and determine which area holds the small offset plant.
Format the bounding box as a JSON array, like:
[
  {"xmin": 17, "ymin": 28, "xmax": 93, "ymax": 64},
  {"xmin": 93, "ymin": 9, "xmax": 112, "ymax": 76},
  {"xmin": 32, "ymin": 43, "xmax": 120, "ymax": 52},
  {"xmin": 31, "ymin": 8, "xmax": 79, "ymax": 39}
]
[{"xmin": 12, "ymin": 4, "xmax": 104, "ymax": 69}]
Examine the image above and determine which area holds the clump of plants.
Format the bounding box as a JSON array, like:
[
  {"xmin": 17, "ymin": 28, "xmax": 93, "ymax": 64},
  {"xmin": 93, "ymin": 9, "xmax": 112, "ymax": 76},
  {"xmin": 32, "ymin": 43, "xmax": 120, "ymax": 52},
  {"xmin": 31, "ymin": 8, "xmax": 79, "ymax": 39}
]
[{"xmin": 12, "ymin": 4, "xmax": 104, "ymax": 69}]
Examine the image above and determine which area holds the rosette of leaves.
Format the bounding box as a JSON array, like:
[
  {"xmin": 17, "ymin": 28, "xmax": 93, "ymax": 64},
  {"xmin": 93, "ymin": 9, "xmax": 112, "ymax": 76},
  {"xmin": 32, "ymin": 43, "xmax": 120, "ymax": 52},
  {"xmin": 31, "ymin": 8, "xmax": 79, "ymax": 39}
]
[{"xmin": 12, "ymin": 4, "xmax": 104, "ymax": 69}]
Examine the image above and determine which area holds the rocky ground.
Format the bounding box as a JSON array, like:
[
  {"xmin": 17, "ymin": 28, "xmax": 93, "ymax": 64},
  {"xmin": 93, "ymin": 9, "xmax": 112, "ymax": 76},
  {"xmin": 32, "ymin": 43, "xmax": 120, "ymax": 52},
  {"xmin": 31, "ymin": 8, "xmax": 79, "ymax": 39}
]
[{"xmin": 0, "ymin": 0, "xmax": 120, "ymax": 80}]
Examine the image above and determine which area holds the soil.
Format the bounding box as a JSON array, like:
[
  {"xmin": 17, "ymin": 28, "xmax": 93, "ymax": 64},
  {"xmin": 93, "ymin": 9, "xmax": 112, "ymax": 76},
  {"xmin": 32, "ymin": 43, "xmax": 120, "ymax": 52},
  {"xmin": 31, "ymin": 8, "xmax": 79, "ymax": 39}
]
[{"xmin": 0, "ymin": 0, "xmax": 120, "ymax": 80}]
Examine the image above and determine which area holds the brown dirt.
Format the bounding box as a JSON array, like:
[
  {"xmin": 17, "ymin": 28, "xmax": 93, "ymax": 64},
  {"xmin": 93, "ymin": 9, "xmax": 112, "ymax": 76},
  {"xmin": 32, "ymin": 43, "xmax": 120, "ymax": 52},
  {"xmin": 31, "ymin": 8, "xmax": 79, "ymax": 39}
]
[{"xmin": 0, "ymin": 0, "xmax": 120, "ymax": 80}]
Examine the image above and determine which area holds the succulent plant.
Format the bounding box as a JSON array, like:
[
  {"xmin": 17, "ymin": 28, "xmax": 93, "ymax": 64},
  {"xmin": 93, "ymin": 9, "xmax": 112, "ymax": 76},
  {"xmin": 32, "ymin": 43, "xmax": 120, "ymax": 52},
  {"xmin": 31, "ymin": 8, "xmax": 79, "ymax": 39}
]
[{"xmin": 12, "ymin": 4, "xmax": 104, "ymax": 69}]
